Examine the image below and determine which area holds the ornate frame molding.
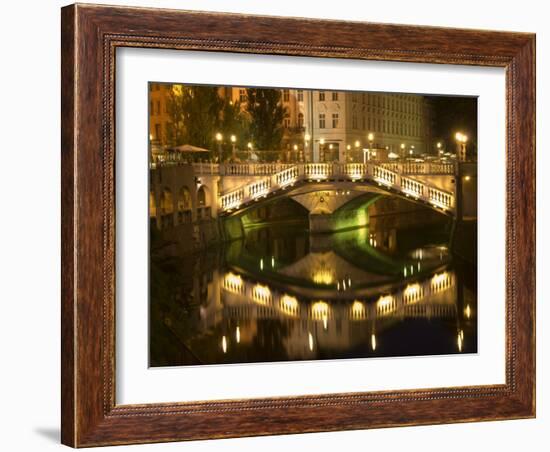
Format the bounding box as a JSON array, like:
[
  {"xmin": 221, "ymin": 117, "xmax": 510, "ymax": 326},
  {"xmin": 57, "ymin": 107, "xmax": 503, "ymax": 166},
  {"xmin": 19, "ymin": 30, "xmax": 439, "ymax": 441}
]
[{"xmin": 61, "ymin": 4, "xmax": 535, "ymax": 447}]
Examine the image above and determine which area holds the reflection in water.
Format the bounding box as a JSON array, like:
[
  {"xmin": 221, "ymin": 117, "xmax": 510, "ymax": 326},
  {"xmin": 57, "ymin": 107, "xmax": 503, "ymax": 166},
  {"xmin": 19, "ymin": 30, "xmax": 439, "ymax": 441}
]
[{"xmin": 150, "ymin": 197, "xmax": 477, "ymax": 367}]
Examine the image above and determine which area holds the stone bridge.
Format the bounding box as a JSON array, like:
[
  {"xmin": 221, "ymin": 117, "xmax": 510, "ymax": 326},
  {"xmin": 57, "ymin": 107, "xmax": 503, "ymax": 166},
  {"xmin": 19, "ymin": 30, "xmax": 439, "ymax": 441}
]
[
  {"xmin": 149, "ymin": 160, "xmax": 463, "ymax": 234},
  {"xmin": 215, "ymin": 162, "xmax": 456, "ymax": 216}
]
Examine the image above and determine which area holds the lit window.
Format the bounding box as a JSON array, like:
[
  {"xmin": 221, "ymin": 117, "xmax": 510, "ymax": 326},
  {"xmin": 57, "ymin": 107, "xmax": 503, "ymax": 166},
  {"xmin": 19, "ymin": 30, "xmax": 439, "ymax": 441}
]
[{"xmin": 283, "ymin": 89, "xmax": 290, "ymax": 102}]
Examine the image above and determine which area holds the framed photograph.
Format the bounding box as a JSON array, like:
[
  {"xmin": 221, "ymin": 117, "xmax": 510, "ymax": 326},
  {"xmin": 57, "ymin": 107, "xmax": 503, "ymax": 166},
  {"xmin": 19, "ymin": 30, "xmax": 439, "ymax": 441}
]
[{"xmin": 61, "ymin": 3, "xmax": 535, "ymax": 447}]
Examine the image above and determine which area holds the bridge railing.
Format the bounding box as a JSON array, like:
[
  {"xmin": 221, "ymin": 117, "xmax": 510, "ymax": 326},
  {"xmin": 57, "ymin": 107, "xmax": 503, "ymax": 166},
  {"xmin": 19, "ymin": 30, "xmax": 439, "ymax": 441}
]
[
  {"xmin": 427, "ymin": 186, "xmax": 454, "ymax": 210},
  {"xmin": 220, "ymin": 188, "xmax": 245, "ymax": 210},
  {"xmin": 191, "ymin": 162, "xmax": 220, "ymax": 175},
  {"xmin": 276, "ymin": 166, "xmax": 301, "ymax": 187},
  {"xmin": 372, "ymin": 165, "xmax": 398, "ymax": 187},
  {"xmin": 221, "ymin": 163, "xmax": 294, "ymax": 176},
  {"xmin": 217, "ymin": 162, "xmax": 455, "ymax": 214},
  {"xmin": 379, "ymin": 162, "xmax": 455, "ymax": 175}
]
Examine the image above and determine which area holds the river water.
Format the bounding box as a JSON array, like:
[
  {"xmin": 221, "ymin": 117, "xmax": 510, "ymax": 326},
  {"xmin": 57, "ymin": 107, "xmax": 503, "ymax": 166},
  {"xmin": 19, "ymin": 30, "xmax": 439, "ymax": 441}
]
[{"xmin": 150, "ymin": 196, "xmax": 477, "ymax": 367}]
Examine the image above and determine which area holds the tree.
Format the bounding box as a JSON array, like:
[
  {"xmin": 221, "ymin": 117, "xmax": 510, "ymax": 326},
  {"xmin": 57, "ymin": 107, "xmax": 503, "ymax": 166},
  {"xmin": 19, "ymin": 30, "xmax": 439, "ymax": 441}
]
[
  {"xmin": 165, "ymin": 87, "xmax": 186, "ymax": 147},
  {"xmin": 245, "ymin": 88, "xmax": 287, "ymax": 151},
  {"xmin": 167, "ymin": 85, "xmax": 223, "ymax": 151},
  {"xmin": 220, "ymin": 99, "xmax": 249, "ymax": 151}
]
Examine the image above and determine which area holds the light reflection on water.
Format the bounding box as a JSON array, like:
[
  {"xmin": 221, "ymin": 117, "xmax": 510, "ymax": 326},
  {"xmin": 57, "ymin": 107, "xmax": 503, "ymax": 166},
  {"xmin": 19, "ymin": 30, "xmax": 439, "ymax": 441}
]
[{"xmin": 150, "ymin": 203, "xmax": 477, "ymax": 367}]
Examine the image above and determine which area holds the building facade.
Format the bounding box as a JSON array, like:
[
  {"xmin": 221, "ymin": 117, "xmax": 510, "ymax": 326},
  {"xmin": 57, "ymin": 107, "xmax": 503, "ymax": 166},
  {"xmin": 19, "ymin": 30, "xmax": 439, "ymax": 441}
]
[{"xmin": 149, "ymin": 84, "xmax": 434, "ymax": 162}]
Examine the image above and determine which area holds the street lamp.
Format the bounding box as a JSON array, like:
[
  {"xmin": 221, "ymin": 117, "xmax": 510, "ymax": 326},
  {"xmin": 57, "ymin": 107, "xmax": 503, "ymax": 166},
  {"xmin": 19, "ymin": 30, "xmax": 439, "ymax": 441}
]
[
  {"xmin": 247, "ymin": 142, "xmax": 253, "ymax": 161},
  {"xmin": 320, "ymin": 138, "xmax": 325, "ymax": 163},
  {"xmin": 215, "ymin": 132, "xmax": 223, "ymax": 162},
  {"xmin": 367, "ymin": 132, "xmax": 374, "ymax": 162},
  {"xmin": 230, "ymin": 134, "xmax": 237, "ymax": 160},
  {"xmin": 455, "ymin": 132, "xmax": 468, "ymax": 161},
  {"xmin": 437, "ymin": 141, "xmax": 445, "ymax": 157},
  {"xmin": 400, "ymin": 143, "xmax": 406, "ymax": 160}
]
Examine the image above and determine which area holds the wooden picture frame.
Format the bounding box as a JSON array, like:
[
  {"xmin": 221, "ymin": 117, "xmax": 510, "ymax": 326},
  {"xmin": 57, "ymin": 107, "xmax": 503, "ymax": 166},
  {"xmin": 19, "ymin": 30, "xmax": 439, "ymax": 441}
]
[{"xmin": 61, "ymin": 3, "xmax": 535, "ymax": 447}]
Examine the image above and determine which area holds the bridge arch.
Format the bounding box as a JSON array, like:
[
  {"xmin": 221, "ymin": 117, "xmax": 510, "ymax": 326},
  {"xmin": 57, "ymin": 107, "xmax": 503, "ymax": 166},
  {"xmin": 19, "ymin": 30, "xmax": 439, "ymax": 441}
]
[
  {"xmin": 177, "ymin": 186, "xmax": 192, "ymax": 223},
  {"xmin": 160, "ymin": 187, "xmax": 174, "ymax": 228},
  {"xmin": 197, "ymin": 185, "xmax": 210, "ymax": 206},
  {"xmin": 197, "ymin": 184, "xmax": 213, "ymax": 219}
]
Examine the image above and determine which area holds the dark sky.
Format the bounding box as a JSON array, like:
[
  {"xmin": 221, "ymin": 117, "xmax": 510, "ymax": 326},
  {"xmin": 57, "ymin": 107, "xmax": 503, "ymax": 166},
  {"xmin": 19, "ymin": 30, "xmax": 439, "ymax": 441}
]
[{"xmin": 427, "ymin": 96, "xmax": 478, "ymax": 154}]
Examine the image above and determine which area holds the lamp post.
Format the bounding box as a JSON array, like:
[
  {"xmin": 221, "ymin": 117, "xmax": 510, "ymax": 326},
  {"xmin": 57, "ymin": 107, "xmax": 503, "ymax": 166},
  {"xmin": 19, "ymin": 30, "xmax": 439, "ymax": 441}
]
[
  {"xmin": 455, "ymin": 132, "xmax": 468, "ymax": 161},
  {"xmin": 230, "ymin": 134, "xmax": 237, "ymax": 161},
  {"xmin": 293, "ymin": 144, "xmax": 298, "ymax": 163},
  {"xmin": 346, "ymin": 144, "xmax": 351, "ymax": 163},
  {"xmin": 436, "ymin": 141, "xmax": 443, "ymax": 157},
  {"xmin": 215, "ymin": 132, "xmax": 223, "ymax": 163},
  {"xmin": 454, "ymin": 132, "xmax": 468, "ymax": 222},
  {"xmin": 400, "ymin": 143, "xmax": 406, "ymax": 160},
  {"xmin": 320, "ymin": 138, "xmax": 325, "ymax": 163},
  {"xmin": 247, "ymin": 142, "xmax": 253, "ymax": 161},
  {"xmin": 367, "ymin": 132, "xmax": 374, "ymax": 162}
]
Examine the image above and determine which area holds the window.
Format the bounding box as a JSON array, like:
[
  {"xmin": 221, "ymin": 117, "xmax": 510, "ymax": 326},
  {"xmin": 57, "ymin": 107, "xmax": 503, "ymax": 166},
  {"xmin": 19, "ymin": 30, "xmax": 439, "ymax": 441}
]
[
  {"xmin": 352, "ymin": 114, "xmax": 358, "ymax": 129},
  {"xmin": 156, "ymin": 101, "xmax": 161, "ymax": 115},
  {"xmin": 150, "ymin": 100, "xmax": 154, "ymax": 114},
  {"xmin": 154, "ymin": 123, "xmax": 161, "ymax": 140},
  {"xmin": 332, "ymin": 113, "xmax": 339, "ymax": 128},
  {"xmin": 283, "ymin": 89, "xmax": 290, "ymax": 102},
  {"xmin": 319, "ymin": 91, "xmax": 325, "ymax": 101},
  {"xmin": 283, "ymin": 118, "xmax": 291, "ymax": 128},
  {"xmin": 239, "ymin": 89, "xmax": 246, "ymax": 102},
  {"xmin": 332, "ymin": 92, "xmax": 339, "ymax": 101},
  {"xmin": 319, "ymin": 113, "xmax": 326, "ymax": 129},
  {"xmin": 298, "ymin": 113, "xmax": 304, "ymax": 128},
  {"xmin": 297, "ymin": 90, "xmax": 304, "ymax": 102}
]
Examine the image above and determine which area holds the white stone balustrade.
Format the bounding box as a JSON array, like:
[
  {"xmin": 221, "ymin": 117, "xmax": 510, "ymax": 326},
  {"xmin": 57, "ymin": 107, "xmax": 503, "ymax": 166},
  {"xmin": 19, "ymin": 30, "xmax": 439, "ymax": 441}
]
[
  {"xmin": 276, "ymin": 166, "xmax": 301, "ymax": 187},
  {"xmin": 372, "ymin": 165, "xmax": 398, "ymax": 187},
  {"xmin": 248, "ymin": 179, "xmax": 271, "ymax": 199},
  {"xmin": 212, "ymin": 162, "xmax": 455, "ymax": 214},
  {"xmin": 220, "ymin": 188, "xmax": 244, "ymax": 210},
  {"xmin": 401, "ymin": 177, "xmax": 425, "ymax": 198},
  {"xmin": 428, "ymin": 187, "xmax": 453, "ymax": 209}
]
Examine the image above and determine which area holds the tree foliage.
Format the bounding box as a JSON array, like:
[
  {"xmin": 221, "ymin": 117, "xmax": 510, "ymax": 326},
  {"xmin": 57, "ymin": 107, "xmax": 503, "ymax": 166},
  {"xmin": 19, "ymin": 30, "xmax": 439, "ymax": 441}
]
[
  {"xmin": 166, "ymin": 86, "xmax": 222, "ymax": 150},
  {"xmin": 220, "ymin": 99, "xmax": 249, "ymax": 150},
  {"xmin": 166, "ymin": 86, "xmax": 250, "ymax": 158},
  {"xmin": 245, "ymin": 88, "xmax": 287, "ymax": 150}
]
